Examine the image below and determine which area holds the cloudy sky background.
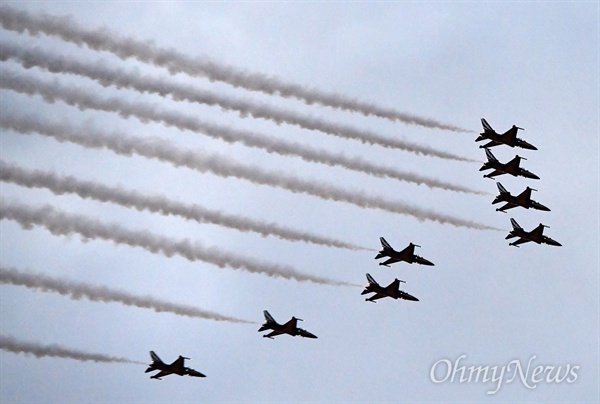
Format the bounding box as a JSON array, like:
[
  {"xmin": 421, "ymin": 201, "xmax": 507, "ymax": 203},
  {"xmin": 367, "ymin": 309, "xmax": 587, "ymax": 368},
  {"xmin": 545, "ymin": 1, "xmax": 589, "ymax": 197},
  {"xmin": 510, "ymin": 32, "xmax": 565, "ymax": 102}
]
[{"xmin": 0, "ymin": 2, "xmax": 598, "ymax": 402}]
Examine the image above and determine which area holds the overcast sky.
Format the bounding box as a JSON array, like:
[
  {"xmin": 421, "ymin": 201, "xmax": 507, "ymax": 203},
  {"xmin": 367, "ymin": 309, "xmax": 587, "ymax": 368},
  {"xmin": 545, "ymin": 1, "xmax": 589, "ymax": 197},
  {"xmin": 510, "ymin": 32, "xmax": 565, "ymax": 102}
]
[{"xmin": 0, "ymin": 2, "xmax": 598, "ymax": 403}]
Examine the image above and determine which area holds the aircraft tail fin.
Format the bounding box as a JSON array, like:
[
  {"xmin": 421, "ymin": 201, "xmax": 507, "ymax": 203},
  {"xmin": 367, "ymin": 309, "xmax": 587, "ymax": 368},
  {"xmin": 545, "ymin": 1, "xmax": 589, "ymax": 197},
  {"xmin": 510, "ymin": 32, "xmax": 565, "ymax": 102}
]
[
  {"xmin": 263, "ymin": 310, "xmax": 276, "ymax": 324},
  {"xmin": 379, "ymin": 237, "xmax": 392, "ymax": 250},
  {"xmin": 484, "ymin": 148, "xmax": 497, "ymax": 162},
  {"xmin": 366, "ymin": 273, "xmax": 378, "ymax": 286},
  {"xmin": 481, "ymin": 118, "xmax": 494, "ymax": 132},
  {"xmin": 149, "ymin": 351, "xmax": 163, "ymax": 364},
  {"xmin": 510, "ymin": 218, "xmax": 522, "ymax": 230},
  {"xmin": 375, "ymin": 237, "xmax": 393, "ymax": 259},
  {"xmin": 496, "ymin": 182, "xmax": 508, "ymax": 194}
]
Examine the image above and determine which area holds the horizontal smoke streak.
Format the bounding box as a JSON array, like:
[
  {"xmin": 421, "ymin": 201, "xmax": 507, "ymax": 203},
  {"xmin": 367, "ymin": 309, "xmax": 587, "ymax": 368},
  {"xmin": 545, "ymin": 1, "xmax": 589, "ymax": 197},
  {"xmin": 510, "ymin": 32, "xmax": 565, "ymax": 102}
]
[
  {"xmin": 0, "ymin": 199, "xmax": 356, "ymax": 286},
  {"xmin": 0, "ymin": 114, "xmax": 499, "ymax": 230},
  {"xmin": 0, "ymin": 160, "xmax": 370, "ymax": 251},
  {"xmin": 0, "ymin": 5, "xmax": 472, "ymax": 132},
  {"xmin": 0, "ymin": 334, "xmax": 144, "ymax": 364},
  {"xmin": 0, "ymin": 266, "xmax": 255, "ymax": 324},
  {"xmin": 0, "ymin": 67, "xmax": 474, "ymax": 162},
  {"xmin": 0, "ymin": 41, "xmax": 477, "ymax": 163}
]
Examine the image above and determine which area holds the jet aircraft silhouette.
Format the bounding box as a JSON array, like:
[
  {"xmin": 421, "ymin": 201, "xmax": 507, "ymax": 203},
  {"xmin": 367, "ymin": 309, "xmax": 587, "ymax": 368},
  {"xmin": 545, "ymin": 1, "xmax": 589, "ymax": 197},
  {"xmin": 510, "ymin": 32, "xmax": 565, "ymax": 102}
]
[
  {"xmin": 361, "ymin": 273, "xmax": 419, "ymax": 303},
  {"xmin": 479, "ymin": 148, "xmax": 540, "ymax": 180},
  {"xmin": 476, "ymin": 118, "xmax": 537, "ymax": 150},
  {"xmin": 505, "ymin": 218, "xmax": 562, "ymax": 247},
  {"xmin": 258, "ymin": 310, "xmax": 317, "ymax": 339},
  {"xmin": 493, "ymin": 182, "xmax": 550, "ymax": 212},
  {"xmin": 144, "ymin": 351, "xmax": 206, "ymax": 380},
  {"xmin": 375, "ymin": 237, "xmax": 434, "ymax": 267}
]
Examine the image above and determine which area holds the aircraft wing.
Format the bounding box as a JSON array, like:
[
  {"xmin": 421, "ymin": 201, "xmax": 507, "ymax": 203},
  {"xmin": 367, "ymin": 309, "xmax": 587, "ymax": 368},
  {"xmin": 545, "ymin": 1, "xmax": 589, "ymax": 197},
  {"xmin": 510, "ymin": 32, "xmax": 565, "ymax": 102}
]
[
  {"xmin": 150, "ymin": 370, "xmax": 172, "ymax": 380},
  {"xmin": 283, "ymin": 317, "xmax": 298, "ymax": 329},
  {"xmin": 185, "ymin": 367, "xmax": 206, "ymax": 378},
  {"xmin": 366, "ymin": 293, "xmax": 387, "ymax": 302},
  {"xmin": 481, "ymin": 140, "xmax": 501, "ymax": 148},
  {"xmin": 530, "ymin": 224, "xmax": 545, "ymax": 240},
  {"xmin": 379, "ymin": 257, "xmax": 401, "ymax": 266},
  {"xmin": 263, "ymin": 330, "xmax": 284, "ymax": 339},
  {"xmin": 484, "ymin": 169, "xmax": 504, "ymax": 178},
  {"xmin": 510, "ymin": 238, "xmax": 531, "ymax": 247},
  {"xmin": 497, "ymin": 202, "xmax": 517, "ymax": 212}
]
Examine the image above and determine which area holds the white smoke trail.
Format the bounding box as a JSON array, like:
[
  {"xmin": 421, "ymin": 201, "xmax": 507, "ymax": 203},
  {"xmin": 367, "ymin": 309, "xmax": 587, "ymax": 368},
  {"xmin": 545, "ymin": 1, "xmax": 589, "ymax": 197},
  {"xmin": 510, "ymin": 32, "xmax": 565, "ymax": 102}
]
[
  {"xmin": 0, "ymin": 114, "xmax": 499, "ymax": 230},
  {"xmin": 0, "ymin": 199, "xmax": 357, "ymax": 286},
  {"xmin": 0, "ymin": 334, "xmax": 144, "ymax": 364},
  {"xmin": 0, "ymin": 266, "xmax": 255, "ymax": 324},
  {"xmin": 0, "ymin": 67, "xmax": 475, "ymax": 162},
  {"xmin": 0, "ymin": 160, "xmax": 370, "ymax": 251},
  {"xmin": 0, "ymin": 41, "xmax": 479, "ymax": 165},
  {"xmin": 0, "ymin": 5, "xmax": 473, "ymax": 132}
]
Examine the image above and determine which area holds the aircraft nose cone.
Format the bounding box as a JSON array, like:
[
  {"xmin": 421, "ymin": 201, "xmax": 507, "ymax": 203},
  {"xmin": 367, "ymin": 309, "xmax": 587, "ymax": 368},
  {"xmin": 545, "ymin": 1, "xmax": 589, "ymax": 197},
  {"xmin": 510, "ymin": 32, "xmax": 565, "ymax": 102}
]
[
  {"xmin": 546, "ymin": 239, "xmax": 562, "ymax": 246},
  {"xmin": 524, "ymin": 172, "xmax": 540, "ymax": 180}
]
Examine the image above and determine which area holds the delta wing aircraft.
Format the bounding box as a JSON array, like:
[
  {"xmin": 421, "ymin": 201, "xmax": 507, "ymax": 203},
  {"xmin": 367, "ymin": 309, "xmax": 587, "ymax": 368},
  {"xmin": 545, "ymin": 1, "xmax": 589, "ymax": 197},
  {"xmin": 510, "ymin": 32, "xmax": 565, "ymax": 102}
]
[
  {"xmin": 505, "ymin": 218, "xmax": 562, "ymax": 247},
  {"xmin": 145, "ymin": 351, "xmax": 206, "ymax": 380},
  {"xmin": 375, "ymin": 237, "xmax": 434, "ymax": 267},
  {"xmin": 477, "ymin": 118, "xmax": 537, "ymax": 150},
  {"xmin": 493, "ymin": 182, "xmax": 550, "ymax": 212},
  {"xmin": 479, "ymin": 149, "xmax": 540, "ymax": 180},
  {"xmin": 361, "ymin": 273, "xmax": 419, "ymax": 303},
  {"xmin": 258, "ymin": 310, "xmax": 317, "ymax": 339}
]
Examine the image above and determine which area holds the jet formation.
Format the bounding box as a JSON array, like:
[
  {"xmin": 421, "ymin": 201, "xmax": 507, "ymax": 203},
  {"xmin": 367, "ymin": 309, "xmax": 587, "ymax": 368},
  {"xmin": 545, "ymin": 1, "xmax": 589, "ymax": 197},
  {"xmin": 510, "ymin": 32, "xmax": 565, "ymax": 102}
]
[
  {"xmin": 479, "ymin": 119, "xmax": 560, "ymax": 247},
  {"xmin": 142, "ymin": 117, "xmax": 560, "ymax": 381}
]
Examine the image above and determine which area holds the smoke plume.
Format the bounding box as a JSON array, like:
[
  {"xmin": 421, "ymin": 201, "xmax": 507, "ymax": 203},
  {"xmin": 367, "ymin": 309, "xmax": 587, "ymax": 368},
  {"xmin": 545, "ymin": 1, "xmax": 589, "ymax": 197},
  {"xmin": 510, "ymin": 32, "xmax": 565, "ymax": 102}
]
[
  {"xmin": 0, "ymin": 5, "xmax": 473, "ymax": 132},
  {"xmin": 0, "ymin": 266, "xmax": 255, "ymax": 323},
  {"xmin": 0, "ymin": 199, "xmax": 357, "ymax": 286},
  {"xmin": 0, "ymin": 115, "xmax": 499, "ymax": 230},
  {"xmin": 0, "ymin": 334, "xmax": 144, "ymax": 364},
  {"xmin": 0, "ymin": 160, "xmax": 370, "ymax": 251},
  {"xmin": 0, "ymin": 67, "xmax": 475, "ymax": 162}
]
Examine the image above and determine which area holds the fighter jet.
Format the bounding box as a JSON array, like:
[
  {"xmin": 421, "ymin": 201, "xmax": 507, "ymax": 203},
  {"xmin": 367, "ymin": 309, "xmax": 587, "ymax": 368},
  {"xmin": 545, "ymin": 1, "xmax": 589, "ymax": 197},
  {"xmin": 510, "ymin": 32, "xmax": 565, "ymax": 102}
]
[
  {"xmin": 505, "ymin": 218, "xmax": 562, "ymax": 247},
  {"xmin": 477, "ymin": 118, "xmax": 537, "ymax": 150},
  {"xmin": 493, "ymin": 182, "xmax": 550, "ymax": 212},
  {"xmin": 479, "ymin": 148, "xmax": 540, "ymax": 180},
  {"xmin": 361, "ymin": 273, "xmax": 419, "ymax": 303},
  {"xmin": 258, "ymin": 310, "xmax": 317, "ymax": 339},
  {"xmin": 375, "ymin": 237, "xmax": 434, "ymax": 267},
  {"xmin": 144, "ymin": 351, "xmax": 206, "ymax": 380}
]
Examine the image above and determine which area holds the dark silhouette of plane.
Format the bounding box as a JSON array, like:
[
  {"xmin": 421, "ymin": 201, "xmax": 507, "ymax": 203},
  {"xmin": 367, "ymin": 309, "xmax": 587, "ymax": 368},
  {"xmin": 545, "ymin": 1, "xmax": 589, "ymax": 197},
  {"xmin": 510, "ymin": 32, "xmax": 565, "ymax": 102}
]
[
  {"xmin": 361, "ymin": 273, "xmax": 419, "ymax": 303},
  {"xmin": 375, "ymin": 237, "xmax": 434, "ymax": 267},
  {"xmin": 479, "ymin": 148, "xmax": 540, "ymax": 180},
  {"xmin": 493, "ymin": 182, "xmax": 550, "ymax": 212},
  {"xmin": 144, "ymin": 351, "xmax": 206, "ymax": 380},
  {"xmin": 258, "ymin": 310, "xmax": 317, "ymax": 339},
  {"xmin": 477, "ymin": 118, "xmax": 537, "ymax": 150},
  {"xmin": 505, "ymin": 218, "xmax": 562, "ymax": 247}
]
